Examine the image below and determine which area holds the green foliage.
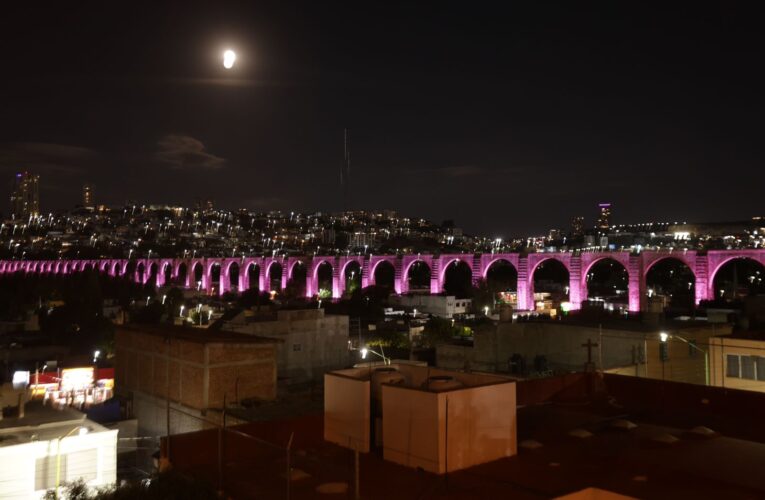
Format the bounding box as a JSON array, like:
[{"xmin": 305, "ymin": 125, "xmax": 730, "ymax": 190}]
[
  {"xmin": 420, "ymin": 317, "xmax": 462, "ymax": 347},
  {"xmin": 46, "ymin": 470, "xmax": 217, "ymax": 500},
  {"xmin": 317, "ymin": 288, "xmax": 332, "ymax": 299}
]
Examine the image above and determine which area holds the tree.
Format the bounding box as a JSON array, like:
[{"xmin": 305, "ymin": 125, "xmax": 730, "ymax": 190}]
[{"xmin": 420, "ymin": 317, "xmax": 460, "ymax": 348}]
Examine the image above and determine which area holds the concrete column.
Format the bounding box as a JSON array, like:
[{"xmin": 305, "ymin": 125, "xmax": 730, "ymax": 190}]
[
  {"xmin": 238, "ymin": 263, "xmax": 248, "ymax": 292},
  {"xmin": 156, "ymin": 264, "xmax": 165, "ymax": 288},
  {"xmin": 695, "ymin": 254, "xmax": 710, "ymax": 305},
  {"xmin": 263, "ymin": 263, "xmax": 272, "ymax": 293},
  {"xmin": 361, "ymin": 258, "xmax": 371, "ymax": 289},
  {"xmin": 305, "ymin": 261, "xmax": 314, "ymax": 298},
  {"xmin": 628, "ymin": 254, "xmax": 643, "ymax": 313},
  {"xmin": 395, "ymin": 258, "xmax": 405, "ymax": 294},
  {"xmin": 219, "ymin": 267, "xmax": 230, "ymax": 296},
  {"xmin": 332, "ymin": 263, "xmax": 342, "ymax": 298},
  {"xmin": 281, "ymin": 260, "xmax": 289, "ymax": 291},
  {"xmin": 568, "ymin": 255, "xmax": 582, "ymax": 310},
  {"xmin": 516, "ymin": 255, "xmax": 531, "ymax": 310},
  {"xmin": 472, "ymin": 255, "xmax": 481, "ymax": 286},
  {"xmin": 430, "ymin": 258, "xmax": 441, "ymax": 294}
]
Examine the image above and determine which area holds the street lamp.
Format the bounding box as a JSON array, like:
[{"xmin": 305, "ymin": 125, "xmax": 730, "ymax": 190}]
[
  {"xmin": 660, "ymin": 332, "xmax": 709, "ymax": 386},
  {"xmin": 223, "ymin": 49, "xmax": 237, "ymax": 69},
  {"xmin": 56, "ymin": 426, "xmax": 89, "ymax": 498},
  {"xmin": 356, "ymin": 346, "xmax": 390, "ymax": 365}
]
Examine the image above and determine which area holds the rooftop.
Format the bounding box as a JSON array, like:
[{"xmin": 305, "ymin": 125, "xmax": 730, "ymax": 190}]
[
  {"xmin": 162, "ymin": 373, "xmax": 765, "ymax": 499},
  {"xmin": 0, "ymin": 402, "xmax": 109, "ymax": 446},
  {"xmin": 117, "ymin": 324, "xmax": 282, "ymax": 345}
]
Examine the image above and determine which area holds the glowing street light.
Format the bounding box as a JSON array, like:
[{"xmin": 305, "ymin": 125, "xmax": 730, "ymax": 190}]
[
  {"xmin": 223, "ymin": 49, "xmax": 237, "ymax": 69},
  {"xmin": 358, "ymin": 346, "xmax": 390, "ymax": 365}
]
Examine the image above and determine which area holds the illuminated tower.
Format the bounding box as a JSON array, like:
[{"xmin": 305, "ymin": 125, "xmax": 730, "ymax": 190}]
[
  {"xmin": 596, "ymin": 203, "xmax": 611, "ymax": 233},
  {"xmin": 83, "ymin": 183, "xmax": 94, "ymax": 207},
  {"xmin": 10, "ymin": 171, "xmax": 40, "ymax": 219},
  {"xmin": 571, "ymin": 216, "xmax": 585, "ymax": 237}
]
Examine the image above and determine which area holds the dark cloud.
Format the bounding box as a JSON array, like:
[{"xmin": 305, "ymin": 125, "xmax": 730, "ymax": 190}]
[
  {"xmin": 0, "ymin": 142, "xmax": 97, "ymax": 176},
  {"xmin": 154, "ymin": 135, "xmax": 226, "ymax": 170}
]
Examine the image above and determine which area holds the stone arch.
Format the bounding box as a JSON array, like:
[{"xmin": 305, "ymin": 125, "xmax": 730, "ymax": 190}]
[
  {"xmin": 136, "ymin": 262, "xmax": 146, "ymax": 283},
  {"xmin": 441, "ymin": 258, "xmax": 473, "ymax": 298},
  {"xmin": 483, "ymin": 258, "xmax": 518, "ymax": 297},
  {"xmin": 227, "ymin": 261, "xmax": 240, "ymax": 293},
  {"xmin": 244, "ymin": 262, "xmax": 261, "ymax": 291},
  {"xmin": 191, "ymin": 261, "xmax": 204, "ymax": 289},
  {"xmin": 530, "ymin": 257, "xmax": 570, "ymax": 311},
  {"xmin": 311, "ymin": 260, "xmax": 334, "ymax": 298},
  {"xmin": 371, "ymin": 259, "xmax": 396, "ymax": 290},
  {"xmin": 159, "ymin": 261, "xmax": 172, "ymax": 286},
  {"xmin": 266, "ymin": 261, "xmax": 283, "ymax": 292},
  {"xmin": 174, "ymin": 261, "xmax": 188, "ymax": 286},
  {"xmin": 342, "ymin": 260, "xmax": 362, "ymax": 296},
  {"xmin": 403, "ymin": 259, "xmax": 431, "ymax": 293},
  {"xmin": 644, "ymin": 256, "xmax": 696, "ymax": 310},
  {"xmin": 207, "ymin": 261, "xmax": 222, "ymax": 294},
  {"xmin": 709, "ymin": 256, "xmax": 765, "ymax": 301},
  {"xmin": 581, "ymin": 257, "xmax": 629, "ymax": 308}
]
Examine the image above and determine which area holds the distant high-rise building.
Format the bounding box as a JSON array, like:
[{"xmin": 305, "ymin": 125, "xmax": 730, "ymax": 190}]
[
  {"xmin": 571, "ymin": 216, "xmax": 585, "ymax": 237},
  {"xmin": 82, "ymin": 183, "xmax": 94, "ymax": 207},
  {"xmin": 597, "ymin": 203, "xmax": 611, "ymax": 233},
  {"xmin": 10, "ymin": 171, "xmax": 40, "ymax": 219}
]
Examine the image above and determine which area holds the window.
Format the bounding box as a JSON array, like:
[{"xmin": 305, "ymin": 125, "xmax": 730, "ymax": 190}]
[
  {"xmin": 727, "ymin": 355, "xmax": 765, "ymax": 381},
  {"xmin": 659, "ymin": 342, "xmax": 669, "ymax": 362},
  {"xmin": 292, "ymin": 343, "xmax": 302, "ymax": 352},
  {"xmin": 688, "ymin": 340, "xmax": 698, "ymax": 358},
  {"xmin": 757, "ymin": 357, "xmax": 765, "ymax": 382},
  {"xmin": 741, "ymin": 356, "xmax": 756, "ymax": 380},
  {"xmin": 726, "ymin": 355, "xmax": 740, "ymax": 378}
]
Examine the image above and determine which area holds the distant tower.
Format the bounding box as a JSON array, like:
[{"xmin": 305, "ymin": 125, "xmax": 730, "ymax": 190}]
[
  {"xmin": 82, "ymin": 183, "xmax": 94, "ymax": 207},
  {"xmin": 341, "ymin": 129, "xmax": 350, "ymax": 211},
  {"xmin": 597, "ymin": 203, "xmax": 612, "ymax": 233},
  {"xmin": 10, "ymin": 171, "xmax": 40, "ymax": 219},
  {"xmin": 571, "ymin": 216, "xmax": 585, "ymax": 237}
]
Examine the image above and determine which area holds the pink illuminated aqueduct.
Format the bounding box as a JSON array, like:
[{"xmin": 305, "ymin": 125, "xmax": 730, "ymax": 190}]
[{"xmin": 1, "ymin": 249, "xmax": 764, "ymax": 312}]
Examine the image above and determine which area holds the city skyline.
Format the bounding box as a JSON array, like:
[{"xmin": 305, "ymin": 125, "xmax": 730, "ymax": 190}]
[{"xmin": 1, "ymin": 3, "xmax": 763, "ymax": 236}]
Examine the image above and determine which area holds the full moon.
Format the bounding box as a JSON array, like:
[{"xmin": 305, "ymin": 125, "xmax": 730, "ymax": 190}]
[{"xmin": 223, "ymin": 49, "xmax": 236, "ymax": 69}]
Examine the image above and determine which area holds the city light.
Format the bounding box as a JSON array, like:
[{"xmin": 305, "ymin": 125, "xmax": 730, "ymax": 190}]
[{"xmin": 223, "ymin": 49, "xmax": 236, "ymax": 69}]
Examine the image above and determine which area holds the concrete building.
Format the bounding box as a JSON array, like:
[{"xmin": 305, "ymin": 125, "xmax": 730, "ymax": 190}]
[
  {"xmin": 709, "ymin": 334, "xmax": 765, "ymax": 392},
  {"xmin": 390, "ymin": 295, "xmax": 472, "ymax": 318},
  {"xmin": 221, "ymin": 308, "xmax": 349, "ymax": 386},
  {"xmin": 0, "ymin": 395, "xmax": 116, "ymax": 499},
  {"xmin": 10, "ymin": 171, "xmax": 40, "ymax": 219},
  {"xmin": 114, "ymin": 325, "xmax": 279, "ymax": 435},
  {"xmin": 596, "ymin": 202, "xmax": 611, "ymax": 233},
  {"xmin": 82, "ymin": 183, "xmax": 94, "ymax": 208},
  {"xmin": 324, "ymin": 364, "xmax": 516, "ymax": 474},
  {"xmin": 437, "ymin": 319, "xmax": 730, "ymax": 385}
]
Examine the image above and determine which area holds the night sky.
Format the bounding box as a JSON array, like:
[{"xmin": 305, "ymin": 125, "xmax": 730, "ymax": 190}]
[{"xmin": 1, "ymin": 2, "xmax": 763, "ymax": 236}]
